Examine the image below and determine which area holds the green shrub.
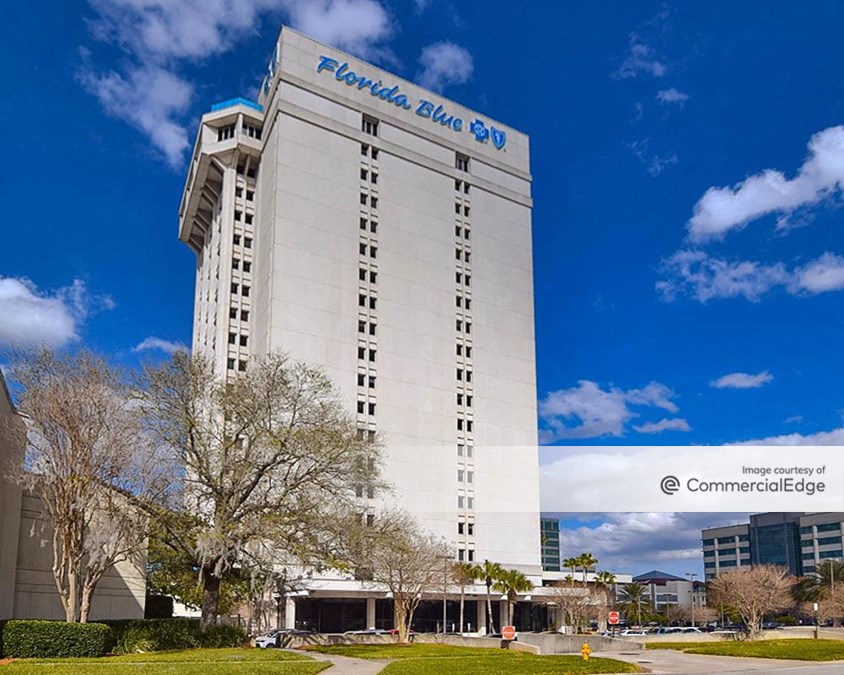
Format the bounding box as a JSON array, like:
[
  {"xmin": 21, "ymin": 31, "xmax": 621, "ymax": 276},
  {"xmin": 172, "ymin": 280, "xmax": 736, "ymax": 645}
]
[
  {"xmin": 113, "ymin": 625, "xmax": 157, "ymax": 654},
  {"xmin": 107, "ymin": 618, "xmax": 247, "ymax": 654},
  {"xmin": 3, "ymin": 620, "xmax": 112, "ymax": 658},
  {"xmin": 199, "ymin": 623, "xmax": 249, "ymax": 648}
]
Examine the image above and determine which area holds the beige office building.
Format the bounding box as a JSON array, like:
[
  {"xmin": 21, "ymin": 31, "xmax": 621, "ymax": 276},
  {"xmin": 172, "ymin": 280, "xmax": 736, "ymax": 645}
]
[{"xmin": 179, "ymin": 27, "xmax": 540, "ymax": 631}]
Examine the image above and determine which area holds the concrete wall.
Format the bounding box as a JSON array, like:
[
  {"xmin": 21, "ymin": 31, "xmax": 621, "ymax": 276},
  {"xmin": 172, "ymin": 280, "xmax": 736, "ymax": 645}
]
[{"xmin": 517, "ymin": 633, "xmax": 644, "ymax": 654}]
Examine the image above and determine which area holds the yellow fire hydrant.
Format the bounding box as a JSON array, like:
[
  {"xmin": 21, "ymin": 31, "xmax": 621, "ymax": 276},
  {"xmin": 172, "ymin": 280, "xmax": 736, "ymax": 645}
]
[{"xmin": 581, "ymin": 642, "xmax": 592, "ymax": 661}]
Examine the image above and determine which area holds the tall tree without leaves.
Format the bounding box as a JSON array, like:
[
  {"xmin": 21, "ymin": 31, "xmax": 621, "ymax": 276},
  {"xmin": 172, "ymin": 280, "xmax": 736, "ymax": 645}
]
[
  {"xmin": 138, "ymin": 352, "xmax": 378, "ymax": 627},
  {"xmin": 708, "ymin": 565, "xmax": 796, "ymax": 639},
  {"xmin": 11, "ymin": 349, "xmax": 164, "ymax": 622},
  {"xmin": 356, "ymin": 511, "xmax": 450, "ymax": 643}
]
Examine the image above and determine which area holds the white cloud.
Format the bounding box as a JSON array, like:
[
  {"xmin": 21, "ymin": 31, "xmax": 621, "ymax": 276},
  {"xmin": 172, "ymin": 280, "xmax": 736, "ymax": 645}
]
[
  {"xmin": 710, "ymin": 370, "xmax": 773, "ymax": 389},
  {"xmin": 728, "ymin": 427, "xmax": 844, "ymax": 446},
  {"xmin": 796, "ymin": 252, "xmax": 844, "ymax": 293},
  {"xmin": 413, "ymin": 0, "xmax": 432, "ymax": 11},
  {"xmin": 415, "ymin": 42, "xmax": 473, "ymax": 93},
  {"xmin": 687, "ymin": 125, "xmax": 844, "ymax": 242},
  {"xmin": 784, "ymin": 415, "xmax": 804, "ymax": 424},
  {"xmin": 614, "ymin": 33, "xmax": 667, "ymax": 79},
  {"xmin": 83, "ymin": 0, "xmax": 394, "ymax": 166},
  {"xmin": 657, "ymin": 250, "xmax": 844, "ymax": 302},
  {"xmin": 555, "ymin": 512, "xmax": 748, "ymax": 575},
  {"xmin": 132, "ymin": 337, "xmax": 187, "ymax": 355},
  {"xmin": 0, "ymin": 277, "xmax": 113, "ymax": 348},
  {"xmin": 285, "ymin": 0, "xmax": 394, "ymax": 60},
  {"xmin": 80, "ymin": 65, "xmax": 193, "ymax": 168},
  {"xmin": 656, "ymin": 88, "xmax": 689, "ymax": 106},
  {"xmin": 632, "ymin": 418, "xmax": 691, "ymax": 434},
  {"xmin": 627, "ymin": 138, "xmax": 678, "ymax": 176},
  {"xmin": 539, "ymin": 380, "xmax": 679, "ymax": 442}
]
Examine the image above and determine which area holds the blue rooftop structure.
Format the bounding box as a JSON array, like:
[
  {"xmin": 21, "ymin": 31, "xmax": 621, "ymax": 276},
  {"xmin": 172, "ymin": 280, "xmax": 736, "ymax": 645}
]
[{"xmin": 210, "ymin": 97, "xmax": 263, "ymax": 113}]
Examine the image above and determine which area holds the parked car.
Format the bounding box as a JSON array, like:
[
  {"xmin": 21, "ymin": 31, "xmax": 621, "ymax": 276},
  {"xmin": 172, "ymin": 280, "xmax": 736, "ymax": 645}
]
[
  {"xmin": 256, "ymin": 628, "xmax": 315, "ymax": 648},
  {"xmin": 344, "ymin": 628, "xmax": 391, "ymax": 635},
  {"xmin": 762, "ymin": 622, "xmax": 782, "ymax": 630},
  {"xmin": 255, "ymin": 630, "xmax": 282, "ymax": 648},
  {"xmin": 619, "ymin": 630, "xmax": 647, "ymax": 636},
  {"xmin": 680, "ymin": 627, "xmax": 702, "ymax": 633}
]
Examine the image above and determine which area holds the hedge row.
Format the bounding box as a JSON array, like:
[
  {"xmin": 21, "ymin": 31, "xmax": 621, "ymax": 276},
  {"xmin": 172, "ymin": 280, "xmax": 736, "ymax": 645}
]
[
  {"xmin": 0, "ymin": 618, "xmax": 248, "ymax": 658},
  {"xmin": 2, "ymin": 620, "xmax": 112, "ymax": 658},
  {"xmin": 105, "ymin": 618, "xmax": 248, "ymax": 654}
]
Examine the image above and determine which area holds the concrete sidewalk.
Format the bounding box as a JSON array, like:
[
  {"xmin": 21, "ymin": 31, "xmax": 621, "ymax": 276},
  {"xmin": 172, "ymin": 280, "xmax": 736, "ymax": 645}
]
[
  {"xmin": 596, "ymin": 649, "xmax": 844, "ymax": 674},
  {"xmin": 286, "ymin": 649, "xmax": 392, "ymax": 674}
]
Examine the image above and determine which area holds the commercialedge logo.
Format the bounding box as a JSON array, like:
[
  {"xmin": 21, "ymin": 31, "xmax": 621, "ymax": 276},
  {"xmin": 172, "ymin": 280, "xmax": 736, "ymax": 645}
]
[{"xmin": 316, "ymin": 55, "xmax": 507, "ymax": 150}]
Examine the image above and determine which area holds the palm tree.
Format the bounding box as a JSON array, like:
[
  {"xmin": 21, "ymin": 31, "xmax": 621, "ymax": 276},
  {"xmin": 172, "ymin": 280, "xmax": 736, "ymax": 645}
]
[
  {"xmin": 794, "ymin": 560, "xmax": 844, "ymax": 601},
  {"xmin": 493, "ymin": 568, "xmax": 534, "ymax": 628},
  {"xmin": 594, "ymin": 570, "xmax": 617, "ymax": 601},
  {"xmin": 475, "ymin": 560, "xmax": 505, "ymax": 634},
  {"xmin": 452, "ymin": 562, "xmax": 478, "ymax": 634},
  {"xmin": 794, "ymin": 560, "xmax": 844, "ymax": 626},
  {"xmin": 618, "ymin": 582, "xmax": 649, "ymax": 626},
  {"xmin": 577, "ymin": 553, "xmax": 599, "ymax": 586},
  {"xmin": 562, "ymin": 557, "xmax": 578, "ymax": 587}
]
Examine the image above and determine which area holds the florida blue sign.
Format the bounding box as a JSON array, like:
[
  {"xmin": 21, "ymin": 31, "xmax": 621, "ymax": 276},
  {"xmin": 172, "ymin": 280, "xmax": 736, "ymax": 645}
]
[{"xmin": 316, "ymin": 55, "xmax": 507, "ymax": 150}]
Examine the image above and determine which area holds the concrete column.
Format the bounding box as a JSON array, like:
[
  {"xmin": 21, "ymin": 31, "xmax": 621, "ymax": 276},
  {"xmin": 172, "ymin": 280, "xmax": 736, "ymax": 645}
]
[
  {"xmin": 285, "ymin": 597, "xmax": 296, "ymax": 629},
  {"xmin": 499, "ymin": 598, "xmax": 509, "ymax": 628},
  {"xmin": 476, "ymin": 599, "xmax": 486, "ymax": 634},
  {"xmin": 366, "ymin": 597, "xmax": 376, "ymax": 629}
]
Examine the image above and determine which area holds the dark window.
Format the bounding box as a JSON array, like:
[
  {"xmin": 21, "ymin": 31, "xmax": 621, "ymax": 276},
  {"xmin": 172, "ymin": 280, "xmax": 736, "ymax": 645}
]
[{"xmin": 362, "ymin": 116, "xmax": 379, "ymax": 136}]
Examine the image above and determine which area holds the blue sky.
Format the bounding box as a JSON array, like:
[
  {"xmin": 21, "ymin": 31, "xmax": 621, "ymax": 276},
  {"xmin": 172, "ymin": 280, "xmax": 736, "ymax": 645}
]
[{"xmin": 1, "ymin": 1, "xmax": 843, "ymax": 576}]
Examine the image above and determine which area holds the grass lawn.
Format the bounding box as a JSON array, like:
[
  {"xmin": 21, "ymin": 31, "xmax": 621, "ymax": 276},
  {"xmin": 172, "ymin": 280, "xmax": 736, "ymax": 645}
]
[
  {"xmin": 0, "ymin": 648, "xmax": 330, "ymax": 675},
  {"xmin": 646, "ymin": 639, "xmax": 844, "ymax": 661},
  {"xmin": 305, "ymin": 644, "xmax": 642, "ymax": 674}
]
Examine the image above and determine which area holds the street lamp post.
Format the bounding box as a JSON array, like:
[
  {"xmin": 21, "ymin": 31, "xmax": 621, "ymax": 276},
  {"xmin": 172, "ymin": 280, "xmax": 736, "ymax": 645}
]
[{"xmin": 685, "ymin": 573, "xmax": 698, "ymax": 627}]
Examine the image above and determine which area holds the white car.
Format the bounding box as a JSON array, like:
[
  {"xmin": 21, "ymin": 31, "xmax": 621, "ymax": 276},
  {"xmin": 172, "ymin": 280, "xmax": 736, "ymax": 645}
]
[
  {"xmin": 619, "ymin": 630, "xmax": 647, "ymax": 636},
  {"xmin": 255, "ymin": 630, "xmax": 282, "ymax": 648}
]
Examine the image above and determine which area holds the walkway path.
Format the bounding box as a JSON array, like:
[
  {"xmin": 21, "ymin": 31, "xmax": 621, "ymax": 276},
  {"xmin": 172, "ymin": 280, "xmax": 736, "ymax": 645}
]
[
  {"xmin": 596, "ymin": 649, "xmax": 844, "ymax": 674},
  {"xmin": 286, "ymin": 649, "xmax": 392, "ymax": 674}
]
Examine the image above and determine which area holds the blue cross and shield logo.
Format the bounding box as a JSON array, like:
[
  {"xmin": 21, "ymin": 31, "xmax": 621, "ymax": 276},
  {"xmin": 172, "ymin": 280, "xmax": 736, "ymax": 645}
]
[
  {"xmin": 469, "ymin": 119, "xmax": 506, "ymax": 150},
  {"xmin": 469, "ymin": 119, "xmax": 489, "ymax": 143}
]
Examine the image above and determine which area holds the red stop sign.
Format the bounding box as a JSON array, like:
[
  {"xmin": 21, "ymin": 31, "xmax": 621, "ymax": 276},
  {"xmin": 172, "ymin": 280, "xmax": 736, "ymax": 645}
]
[
  {"xmin": 501, "ymin": 625, "xmax": 516, "ymax": 640},
  {"xmin": 608, "ymin": 612, "xmax": 620, "ymax": 625}
]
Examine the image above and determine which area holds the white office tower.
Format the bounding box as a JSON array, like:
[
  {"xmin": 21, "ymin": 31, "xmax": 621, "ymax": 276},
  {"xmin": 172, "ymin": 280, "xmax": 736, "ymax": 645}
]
[{"xmin": 179, "ymin": 27, "xmax": 540, "ymax": 631}]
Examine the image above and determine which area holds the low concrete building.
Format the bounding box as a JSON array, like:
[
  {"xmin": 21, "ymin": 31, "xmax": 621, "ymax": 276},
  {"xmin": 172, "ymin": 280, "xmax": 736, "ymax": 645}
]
[
  {"xmin": 0, "ymin": 371, "xmax": 146, "ymax": 621},
  {"xmin": 633, "ymin": 570, "xmax": 704, "ymax": 611}
]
